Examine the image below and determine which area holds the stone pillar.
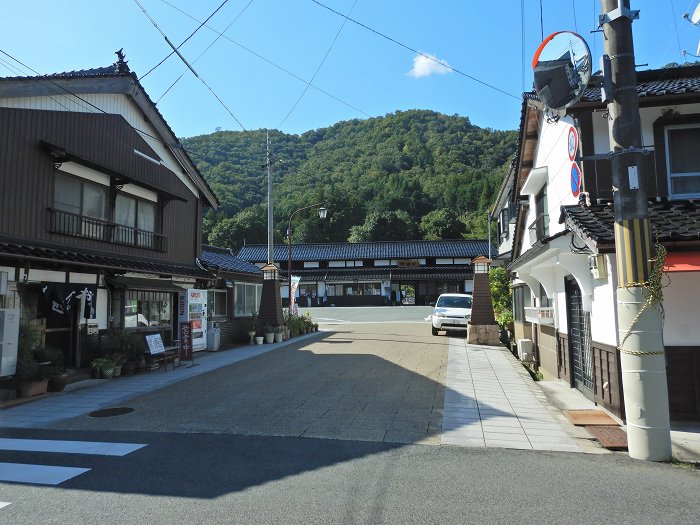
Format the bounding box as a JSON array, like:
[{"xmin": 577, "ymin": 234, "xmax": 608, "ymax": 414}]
[{"xmin": 467, "ymin": 270, "xmax": 501, "ymax": 345}]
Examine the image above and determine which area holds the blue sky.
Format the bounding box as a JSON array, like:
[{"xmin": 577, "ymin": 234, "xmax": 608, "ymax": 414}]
[{"xmin": 1, "ymin": 1, "xmax": 698, "ymax": 138}]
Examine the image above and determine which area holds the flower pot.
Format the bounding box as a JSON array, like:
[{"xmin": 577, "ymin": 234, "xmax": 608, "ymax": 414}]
[
  {"xmin": 112, "ymin": 365, "xmax": 122, "ymax": 377},
  {"xmin": 48, "ymin": 373, "xmax": 70, "ymax": 392},
  {"xmin": 255, "ymin": 336, "xmax": 264, "ymax": 345},
  {"xmin": 274, "ymin": 332, "xmax": 283, "ymax": 343},
  {"xmin": 101, "ymin": 367, "xmax": 115, "ymax": 379},
  {"xmin": 18, "ymin": 379, "xmax": 49, "ymax": 398},
  {"xmin": 264, "ymin": 333, "xmax": 275, "ymax": 344},
  {"xmin": 248, "ymin": 331, "xmax": 256, "ymax": 345}
]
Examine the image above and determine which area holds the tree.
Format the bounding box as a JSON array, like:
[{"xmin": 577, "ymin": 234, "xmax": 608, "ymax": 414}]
[
  {"xmin": 419, "ymin": 208, "xmax": 466, "ymax": 240},
  {"xmin": 348, "ymin": 210, "xmax": 419, "ymax": 242},
  {"xmin": 489, "ymin": 266, "xmax": 513, "ymax": 328}
]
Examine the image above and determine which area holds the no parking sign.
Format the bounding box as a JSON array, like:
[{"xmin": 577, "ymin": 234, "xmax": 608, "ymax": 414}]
[{"xmin": 571, "ymin": 162, "xmax": 582, "ymax": 198}]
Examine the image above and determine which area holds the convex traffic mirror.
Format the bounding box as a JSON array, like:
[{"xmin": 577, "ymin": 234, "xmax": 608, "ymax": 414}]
[{"xmin": 532, "ymin": 31, "xmax": 592, "ymax": 110}]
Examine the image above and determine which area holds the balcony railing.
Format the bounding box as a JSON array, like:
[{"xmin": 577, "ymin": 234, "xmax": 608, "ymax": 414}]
[
  {"xmin": 524, "ymin": 307, "xmax": 555, "ymax": 325},
  {"xmin": 48, "ymin": 208, "xmax": 167, "ymax": 252},
  {"xmin": 527, "ymin": 213, "xmax": 549, "ymax": 244}
]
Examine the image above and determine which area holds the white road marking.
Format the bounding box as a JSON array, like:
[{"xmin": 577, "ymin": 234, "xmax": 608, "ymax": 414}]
[
  {"xmin": 0, "ymin": 438, "xmax": 146, "ymax": 456},
  {"xmin": 314, "ymin": 317, "xmax": 350, "ymax": 322},
  {"xmin": 0, "ymin": 502, "xmax": 11, "ymax": 509},
  {"xmin": 0, "ymin": 463, "xmax": 90, "ymax": 485}
]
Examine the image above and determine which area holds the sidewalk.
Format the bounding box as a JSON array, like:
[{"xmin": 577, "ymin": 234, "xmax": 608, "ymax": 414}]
[
  {"xmin": 538, "ymin": 378, "xmax": 700, "ymax": 463},
  {"xmin": 0, "ymin": 332, "xmax": 324, "ymax": 429}
]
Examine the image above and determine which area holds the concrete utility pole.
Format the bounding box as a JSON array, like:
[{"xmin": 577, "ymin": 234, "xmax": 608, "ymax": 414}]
[
  {"xmin": 266, "ymin": 130, "xmax": 273, "ymax": 264},
  {"xmin": 600, "ymin": 0, "xmax": 671, "ymax": 461}
]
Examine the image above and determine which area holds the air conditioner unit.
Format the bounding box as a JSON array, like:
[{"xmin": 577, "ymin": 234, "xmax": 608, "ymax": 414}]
[
  {"xmin": 588, "ymin": 254, "xmax": 607, "ymax": 280},
  {"xmin": 517, "ymin": 338, "xmax": 534, "ymax": 362}
]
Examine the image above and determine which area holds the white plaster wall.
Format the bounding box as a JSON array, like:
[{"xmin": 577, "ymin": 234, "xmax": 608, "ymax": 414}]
[
  {"xmin": 590, "ymin": 274, "xmax": 618, "ymax": 346},
  {"xmin": 663, "ymin": 271, "xmax": 700, "ymax": 346}
]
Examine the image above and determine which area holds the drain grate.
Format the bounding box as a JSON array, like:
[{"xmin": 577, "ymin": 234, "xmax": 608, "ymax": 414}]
[{"xmin": 88, "ymin": 407, "xmax": 134, "ymax": 418}]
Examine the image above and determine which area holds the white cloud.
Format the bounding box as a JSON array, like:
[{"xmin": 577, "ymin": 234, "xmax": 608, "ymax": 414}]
[{"xmin": 408, "ymin": 53, "xmax": 452, "ymax": 78}]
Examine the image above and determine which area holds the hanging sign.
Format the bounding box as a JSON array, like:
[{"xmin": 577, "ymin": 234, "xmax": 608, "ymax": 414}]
[
  {"xmin": 290, "ymin": 275, "xmax": 301, "ymax": 315},
  {"xmin": 571, "ymin": 162, "xmax": 582, "ymax": 198}
]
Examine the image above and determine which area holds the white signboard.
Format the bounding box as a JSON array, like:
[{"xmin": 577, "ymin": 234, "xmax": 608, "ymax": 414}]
[{"xmin": 145, "ymin": 334, "xmax": 165, "ymax": 355}]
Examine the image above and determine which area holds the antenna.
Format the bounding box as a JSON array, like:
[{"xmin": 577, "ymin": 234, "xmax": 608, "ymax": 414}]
[{"xmin": 683, "ymin": 3, "xmax": 700, "ymax": 25}]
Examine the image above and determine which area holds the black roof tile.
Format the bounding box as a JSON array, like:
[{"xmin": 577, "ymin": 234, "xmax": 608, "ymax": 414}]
[
  {"xmin": 199, "ymin": 245, "xmax": 262, "ymax": 276},
  {"xmin": 560, "ymin": 199, "xmax": 700, "ymax": 245},
  {"xmin": 237, "ymin": 240, "xmax": 490, "ymax": 262},
  {"xmin": 0, "ymin": 241, "xmax": 211, "ymax": 278}
]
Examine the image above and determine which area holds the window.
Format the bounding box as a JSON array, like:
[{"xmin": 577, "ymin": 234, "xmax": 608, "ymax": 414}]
[
  {"xmin": 209, "ymin": 290, "xmax": 227, "ymax": 318},
  {"xmin": 122, "ymin": 291, "xmax": 171, "ymax": 329},
  {"xmin": 665, "ymin": 124, "xmax": 700, "ymax": 198},
  {"xmin": 114, "ymin": 193, "xmax": 157, "ymax": 248},
  {"xmin": 53, "ymin": 173, "xmax": 108, "ymax": 240},
  {"xmin": 512, "ymin": 285, "xmax": 531, "ymax": 323},
  {"xmin": 234, "ymin": 283, "xmax": 262, "ymax": 316}
]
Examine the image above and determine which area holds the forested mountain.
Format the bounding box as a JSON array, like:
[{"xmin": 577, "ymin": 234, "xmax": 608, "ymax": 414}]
[{"xmin": 182, "ymin": 110, "xmax": 517, "ymax": 252}]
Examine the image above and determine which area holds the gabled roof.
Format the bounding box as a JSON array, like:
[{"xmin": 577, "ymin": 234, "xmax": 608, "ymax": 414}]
[
  {"xmin": 237, "ymin": 240, "xmax": 490, "ymax": 262},
  {"xmin": 559, "ymin": 199, "xmax": 700, "ymax": 249},
  {"xmin": 199, "ymin": 245, "xmax": 262, "ymax": 276},
  {"xmin": 0, "ymin": 52, "xmax": 219, "ymax": 208}
]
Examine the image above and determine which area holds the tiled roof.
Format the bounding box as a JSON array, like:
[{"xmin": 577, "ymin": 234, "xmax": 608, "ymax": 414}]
[
  {"xmin": 237, "ymin": 240, "xmax": 490, "ymax": 262},
  {"xmin": 0, "ymin": 241, "xmax": 211, "ymax": 278},
  {"xmin": 293, "ymin": 265, "xmax": 473, "ymax": 283},
  {"xmin": 199, "ymin": 245, "xmax": 262, "ymax": 275},
  {"xmin": 560, "ymin": 199, "xmax": 700, "ymax": 245},
  {"xmin": 524, "ymin": 64, "xmax": 700, "ymax": 107}
]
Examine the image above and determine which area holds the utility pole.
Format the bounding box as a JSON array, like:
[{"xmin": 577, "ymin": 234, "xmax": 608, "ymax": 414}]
[
  {"xmin": 600, "ymin": 0, "xmax": 671, "ymax": 461},
  {"xmin": 266, "ymin": 130, "xmax": 273, "ymax": 265}
]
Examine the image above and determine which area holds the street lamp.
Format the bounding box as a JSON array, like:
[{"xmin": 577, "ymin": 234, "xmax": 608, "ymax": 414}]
[{"xmin": 287, "ymin": 203, "xmax": 327, "ymax": 314}]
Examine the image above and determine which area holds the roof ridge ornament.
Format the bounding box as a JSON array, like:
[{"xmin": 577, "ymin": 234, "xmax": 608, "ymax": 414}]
[{"xmin": 114, "ymin": 49, "xmax": 130, "ymax": 74}]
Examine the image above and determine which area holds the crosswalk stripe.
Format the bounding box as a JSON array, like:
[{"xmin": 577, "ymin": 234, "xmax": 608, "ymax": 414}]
[
  {"xmin": 0, "ymin": 438, "xmax": 146, "ymax": 456},
  {"xmin": 0, "ymin": 463, "xmax": 91, "ymax": 485}
]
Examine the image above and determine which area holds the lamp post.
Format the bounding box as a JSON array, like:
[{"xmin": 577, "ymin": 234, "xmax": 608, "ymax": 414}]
[{"xmin": 287, "ymin": 203, "xmax": 328, "ymax": 314}]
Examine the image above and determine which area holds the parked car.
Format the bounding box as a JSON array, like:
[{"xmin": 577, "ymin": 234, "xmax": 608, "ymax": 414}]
[{"xmin": 431, "ymin": 293, "xmax": 472, "ymax": 336}]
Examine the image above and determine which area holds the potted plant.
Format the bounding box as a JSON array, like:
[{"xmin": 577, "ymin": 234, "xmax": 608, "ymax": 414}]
[
  {"xmin": 14, "ymin": 323, "xmax": 49, "ymax": 397},
  {"xmin": 90, "ymin": 357, "xmax": 116, "ymax": 379},
  {"xmin": 274, "ymin": 325, "xmax": 284, "ymax": 343},
  {"xmin": 248, "ymin": 309, "xmax": 258, "ymax": 345},
  {"xmin": 37, "ymin": 346, "xmax": 70, "ymax": 393},
  {"xmin": 255, "ymin": 335, "xmax": 264, "ymax": 345},
  {"xmin": 263, "ymin": 323, "xmax": 275, "ymax": 344},
  {"xmin": 110, "ymin": 353, "xmax": 126, "ymax": 377}
]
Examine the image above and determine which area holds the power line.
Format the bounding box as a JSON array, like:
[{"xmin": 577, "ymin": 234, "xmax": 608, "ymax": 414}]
[
  {"xmin": 278, "ymin": 0, "xmax": 358, "ymax": 128},
  {"xmin": 572, "ymin": 0, "xmax": 579, "ymax": 34},
  {"xmin": 670, "ymin": 0, "xmax": 685, "ymax": 62},
  {"xmin": 539, "ymin": 0, "xmax": 544, "ymax": 42},
  {"xmin": 308, "ymin": 0, "xmax": 520, "ymax": 101},
  {"xmin": 133, "ymin": 0, "xmax": 247, "ymax": 131},
  {"xmin": 141, "ymin": 0, "xmax": 230, "ymax": 80},
  {"xmin": 156, "ymin": 0, "xmax": 256, "ymax": 104},
  {"xmin": 159, "ymin": 0, "xmax": 371, "ymax": 118}
]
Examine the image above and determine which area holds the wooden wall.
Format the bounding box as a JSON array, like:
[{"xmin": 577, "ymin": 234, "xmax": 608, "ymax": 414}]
[{"xmin": 0, "ymin": 107, "xmax": 202, "ymax": 265}]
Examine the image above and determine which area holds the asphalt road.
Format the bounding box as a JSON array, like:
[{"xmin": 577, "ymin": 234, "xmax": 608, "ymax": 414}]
[{"xmin": 1, "ymin": 317, "xmax": 699, "ymax": 524}]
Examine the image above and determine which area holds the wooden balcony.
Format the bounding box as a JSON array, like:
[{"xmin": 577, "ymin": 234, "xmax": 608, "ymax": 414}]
[{"xmin": 48, "ymin": 208, "xmax": 167, "ymax": 252}]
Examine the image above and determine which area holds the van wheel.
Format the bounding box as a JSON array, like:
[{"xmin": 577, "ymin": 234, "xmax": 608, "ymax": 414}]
[{"xmin": 432, "ymin": 326, "xmax": 439, "ymax": 336}]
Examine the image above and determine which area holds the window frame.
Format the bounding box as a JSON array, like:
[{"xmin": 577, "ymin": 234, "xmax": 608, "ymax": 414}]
[
  {"xmin": 234, "ymin": 282, "xmax": 262, "ymax": 317},
  {"xmin": 664, "ymin": 123, "xmax": 700, "ymax": 199}
]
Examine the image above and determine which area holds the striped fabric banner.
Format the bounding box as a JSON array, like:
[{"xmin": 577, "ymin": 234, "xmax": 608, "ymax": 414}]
[{"xmin": 614, "ymin": 219, "xmax": 652, "ymax": 286}]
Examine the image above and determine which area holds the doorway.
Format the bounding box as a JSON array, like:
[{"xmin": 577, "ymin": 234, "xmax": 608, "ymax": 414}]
[{"xmin": 565, "ymin": 276, "xmax": 594, "ymax": 400}]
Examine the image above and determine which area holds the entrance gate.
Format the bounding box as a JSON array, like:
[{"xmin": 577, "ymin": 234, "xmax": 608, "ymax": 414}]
[{"xmin": 565, "ymin": 277, "xmax": 594, "ymax": 400}]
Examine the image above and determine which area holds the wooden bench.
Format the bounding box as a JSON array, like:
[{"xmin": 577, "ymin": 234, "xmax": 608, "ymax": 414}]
[{"xmin": 145, "ymin": 334, "xmax": 179, "ymax": 372}]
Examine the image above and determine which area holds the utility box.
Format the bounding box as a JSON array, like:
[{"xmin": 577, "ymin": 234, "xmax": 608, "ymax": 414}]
[
  {"xmin": 0, "ymin": 308, "xmax": 20, "ymax": 377},
  {"xmin": 86, "ymin": 321, "xmax": 99, "ymax": 336},
  {"xmin": 588, "ymin": 254, "xmax": 607, "ymax": 280},
  {"xmin": 207, "ymin": 320, "xmax": 221, "ymax": 352},
  {"xmin": 517, "ymin": 338, "xmax": 534, "ymax": 362}
]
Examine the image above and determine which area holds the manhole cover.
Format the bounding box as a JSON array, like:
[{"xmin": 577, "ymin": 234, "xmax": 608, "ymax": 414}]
[{"xmin": 88, "ymin": 407, "xmax": 134, "ymax": 418}]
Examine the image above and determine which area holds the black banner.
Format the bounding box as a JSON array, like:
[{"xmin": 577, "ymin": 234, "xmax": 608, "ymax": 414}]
[{"xmin": 41, "ymin": 283, "xmax": 97, "ymax": 319}]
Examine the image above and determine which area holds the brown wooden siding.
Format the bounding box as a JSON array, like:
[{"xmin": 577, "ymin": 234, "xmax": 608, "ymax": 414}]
[
  {"xmin": 592, "ymin": 340, "xmax": 625, "ymax": 420},
  {"xmin": 557, "ymin": 332, "xmax": 571, "ymax": 385},
  {"xmin": 0, "ymin": 107, "xmax": 202, "ymax": 266},
  {"xmin": 536, "ymin": 324, "xmax": 558, "ymax": 380},
  {"xmin": 666, "ymin": 346, "xmax": 700, "ymax": 420}
]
